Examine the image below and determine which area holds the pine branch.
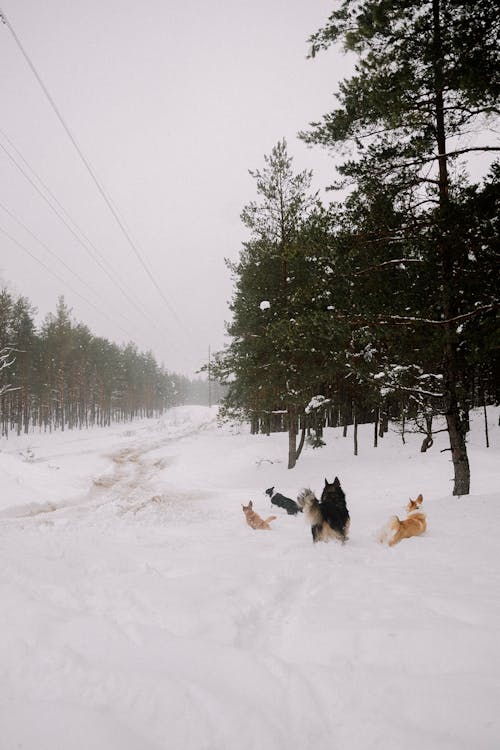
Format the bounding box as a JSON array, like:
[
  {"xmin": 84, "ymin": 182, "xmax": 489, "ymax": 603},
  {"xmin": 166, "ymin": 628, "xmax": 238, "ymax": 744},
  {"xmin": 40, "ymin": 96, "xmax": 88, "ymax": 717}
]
[
  {"xmin": 376, "ymin": 146, "xmax": 500, "ymax": 176},
  {"xmin": 378, "ymin": 303, "xmax": 499, "ymax": 327},
  {"xmin": 330, "ymin": 303, "xmax": 499, "ymax": 328},
  {"xmin": 354, "ymin": 258, "xmax": 424, "ymax": 276}
]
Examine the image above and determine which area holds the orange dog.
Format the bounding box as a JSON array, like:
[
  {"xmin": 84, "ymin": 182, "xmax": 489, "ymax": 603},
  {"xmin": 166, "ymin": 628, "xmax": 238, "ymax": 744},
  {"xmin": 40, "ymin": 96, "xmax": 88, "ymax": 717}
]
[
  {"xmin": 407, "ymin": 493, "xmax": 423, "ymax": 513},
  {"xmin": 242, "ymin": 501, "xmax": 277, "ymax": 530},
  {"xmin": 379, "ymin": 494, "xmax": 426, "ymax": 546}
]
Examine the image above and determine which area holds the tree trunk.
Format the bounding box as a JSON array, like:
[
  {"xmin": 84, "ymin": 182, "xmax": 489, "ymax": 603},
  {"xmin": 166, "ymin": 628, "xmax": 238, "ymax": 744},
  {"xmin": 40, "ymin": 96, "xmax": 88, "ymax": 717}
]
[
  {"xmin": 353, "ymin": 403, "xmax": 358, "ymax": 456},
  {"xmin": 420, "ymin": 435, "xmax": 434, "ymax": 452},
  {"xmin": 433, "ymin": 0, "xmax": 470, "ymax": 495},
  {"xmin": 250, "ymin": 415, "xmax": 259, "ymax": 435},
  {"xmin": 287, "ymin": 405, "xmax": 297, "ymax": 469},
  {"xmin": 379, "ymin": 412, "xmax": 388, "ymax": 437},
  {"xmin": 443, "ymin": 319, "xmax": 470, "ymax": 494},
  {"xmin": 483, "ymin": 399, "xmax": 490, "ymax": 448},
  {"xmin": 264, "ymin": 413, "xmax": 271, "ymax": 436},
  {"xmin": 295, "ymin": 425, "xmax": 306, "ymax": 463},
  {"xmin": 445, "ymin": 409, "xmax": 470, "ymax": 495},
  {"xmin": 420, "ymin": 413, "xmax": 434, "ymax": 452}
]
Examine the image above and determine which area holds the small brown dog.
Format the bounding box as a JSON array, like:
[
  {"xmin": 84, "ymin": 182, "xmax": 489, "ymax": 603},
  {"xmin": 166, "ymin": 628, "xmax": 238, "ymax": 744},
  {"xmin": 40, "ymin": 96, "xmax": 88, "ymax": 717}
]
[
  {"xmin": 242, "ymin": 500, "xmax": 277, "ymax": 530},
  {"xmin": 407, "ymin": 493, "xmax": 423, "ymax": 513},
  {"xmin": 379, "ymin": 494, "xmax": 427, "ymax": 546}
]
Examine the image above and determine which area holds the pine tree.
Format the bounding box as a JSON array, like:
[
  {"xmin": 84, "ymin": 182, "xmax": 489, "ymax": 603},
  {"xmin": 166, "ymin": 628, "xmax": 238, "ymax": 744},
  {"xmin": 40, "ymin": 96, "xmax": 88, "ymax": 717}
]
[
  {"xmin": 301, "ymin": 0, "xmax": 500, "ymax": 494},
  {"xmin": 218, "ymin": 140, "xmax": 321, "ymax": 467}
]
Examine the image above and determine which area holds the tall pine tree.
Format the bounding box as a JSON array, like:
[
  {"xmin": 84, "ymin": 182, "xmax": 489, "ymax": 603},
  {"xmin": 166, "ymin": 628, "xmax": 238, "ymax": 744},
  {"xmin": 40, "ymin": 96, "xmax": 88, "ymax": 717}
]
[
  {"xmin": 301, "ymin": 0, "xmax": 500, "ymax": 494},
  {"xmin": 217, "ymin": 140, "xmax": 321, "ymax": 467}
]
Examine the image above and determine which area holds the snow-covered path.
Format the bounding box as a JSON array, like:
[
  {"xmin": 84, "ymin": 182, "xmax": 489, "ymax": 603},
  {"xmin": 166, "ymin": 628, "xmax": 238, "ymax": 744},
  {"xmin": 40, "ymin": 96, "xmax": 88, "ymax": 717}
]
[{"xmin": 1, "ymin": 406, "xmax": 499, "ymax": 749}]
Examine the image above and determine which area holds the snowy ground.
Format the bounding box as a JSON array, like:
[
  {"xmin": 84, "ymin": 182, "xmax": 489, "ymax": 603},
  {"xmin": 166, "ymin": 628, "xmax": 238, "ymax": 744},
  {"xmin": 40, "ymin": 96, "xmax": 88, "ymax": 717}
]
[{"xmin": 1, "ymin": 405, "xmax": 499, "ymax": 750}]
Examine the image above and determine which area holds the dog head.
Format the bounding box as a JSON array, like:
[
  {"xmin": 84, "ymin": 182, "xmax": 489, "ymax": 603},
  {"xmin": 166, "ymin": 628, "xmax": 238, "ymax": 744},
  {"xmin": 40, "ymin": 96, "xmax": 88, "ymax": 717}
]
[
  {"xmin": 265, "ymin": 487, "xmax": 274, "ymax": 498},
  {"xmin": 242, "ymin": 500, "xmax": 253, "ymax": 514},
  {"xmin": 407, "ymin": 493, "xmax": 423, "ymax": 513},
  {"xmin": 321, "ymin": 477, "xmax": 345, "ymax": 505}
]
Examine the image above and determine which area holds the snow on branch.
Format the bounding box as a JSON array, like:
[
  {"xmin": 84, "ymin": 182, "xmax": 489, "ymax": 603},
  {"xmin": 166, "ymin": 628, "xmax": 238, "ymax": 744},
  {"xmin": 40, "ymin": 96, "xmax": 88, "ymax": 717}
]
[
  {"xmin": 0, "ymin": 347, "xmax": 17, "ymax": 398},
  {"xmin": 305, "ymin": 395, "xmax": 331, "ymax": 414},
  {"xmin": 354, "ymin": 258, "xmax": 423, "ymax": 276},
  {"xmin": 378, "ymin": 303, "xmax": 499, "ymax": 327},
  {"xmin": 370, "ymin": 365, "xmax": 444, "ymax": 399},
  {"xmin": 378, "ymin": 382, "xmax": 444, "ymax": 399},
  {"xmin": 327, "ymin": 303, "xmax": 498, "ymax": 328}
]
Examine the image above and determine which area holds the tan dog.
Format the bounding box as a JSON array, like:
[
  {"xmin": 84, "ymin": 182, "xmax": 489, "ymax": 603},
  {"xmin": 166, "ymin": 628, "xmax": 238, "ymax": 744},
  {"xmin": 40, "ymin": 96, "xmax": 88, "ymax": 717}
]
[
  {"xmin": 407, "ymin": 493, "xmax": 423, "ymax": 513},
  {"xmin": 379, "ymin": 494, "xmax": 427, "ymax": 546},
  {"xmin": 242, "ymin": 501, "xmax": 277, "ymax": 530}
]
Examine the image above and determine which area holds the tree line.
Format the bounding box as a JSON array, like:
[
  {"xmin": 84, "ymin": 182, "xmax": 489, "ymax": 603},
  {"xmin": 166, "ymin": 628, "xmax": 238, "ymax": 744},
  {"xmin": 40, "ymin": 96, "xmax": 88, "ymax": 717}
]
[
  {"xmin": 209, "ymin": 0, "xmax": 499, "ymax": 495},
  {"xmin": 0, "ymin": 290, "xmax": 218, "ymax": 436}
]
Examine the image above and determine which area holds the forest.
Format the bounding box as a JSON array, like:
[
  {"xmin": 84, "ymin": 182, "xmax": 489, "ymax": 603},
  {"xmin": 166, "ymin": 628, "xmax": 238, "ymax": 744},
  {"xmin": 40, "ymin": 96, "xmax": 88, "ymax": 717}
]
[
  {"xmin": 209, "ymin": 0, "xmax": 499, "ymax": 495},
  {"xmin": 1, "ymin": 2, "xmax": 498, "ymax": 498},
  {"xmin": 0, "ymin": 290, "xmax": 222, "ymax": 437}
]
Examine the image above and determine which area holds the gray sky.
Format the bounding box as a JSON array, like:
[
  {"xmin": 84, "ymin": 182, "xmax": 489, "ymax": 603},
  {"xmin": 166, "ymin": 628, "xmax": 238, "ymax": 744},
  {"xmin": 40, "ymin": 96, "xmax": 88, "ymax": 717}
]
[{"xmin": 0, "ymin": 0, "xmax": 350, "ymax": 376}]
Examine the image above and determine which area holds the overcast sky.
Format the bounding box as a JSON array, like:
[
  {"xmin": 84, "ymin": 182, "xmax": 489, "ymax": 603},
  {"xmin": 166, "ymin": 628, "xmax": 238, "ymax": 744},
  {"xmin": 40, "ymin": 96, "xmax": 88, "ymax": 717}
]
[{"xmin": 0, "ymin": 0, "xmax": 353, "ymax": 376}]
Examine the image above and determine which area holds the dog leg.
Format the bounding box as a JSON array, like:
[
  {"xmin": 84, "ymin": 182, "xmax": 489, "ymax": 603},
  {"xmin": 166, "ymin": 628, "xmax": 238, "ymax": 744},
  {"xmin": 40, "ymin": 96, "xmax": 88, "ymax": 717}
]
[{"xmin": 311, "ymin": 524, "xmax": 322, "ymax": 543}]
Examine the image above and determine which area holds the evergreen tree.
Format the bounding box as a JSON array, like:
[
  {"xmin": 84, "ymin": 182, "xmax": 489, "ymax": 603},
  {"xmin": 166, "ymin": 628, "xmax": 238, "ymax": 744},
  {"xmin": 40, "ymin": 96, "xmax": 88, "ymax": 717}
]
[
  {"xmin": 0, "ymin": 288, "xmax": 198, "ymax": 436},
  {"xmin": 301, "ymin": 0, "xmax": 500, "ymax": 494},
  {"xmin": 9, "ymin": 295, "xmax": 37, "ymax": 434},
  {"xmin": 217, "ymin": 140, "xmax": 321, "ymax": 467}
]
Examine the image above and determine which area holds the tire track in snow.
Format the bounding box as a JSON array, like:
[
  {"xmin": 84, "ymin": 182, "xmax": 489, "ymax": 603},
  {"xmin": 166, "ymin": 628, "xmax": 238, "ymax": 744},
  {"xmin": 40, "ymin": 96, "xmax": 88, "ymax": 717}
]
[{"xmin": 0, "ymin": 412, "xmax": 217, "ymax": 523}]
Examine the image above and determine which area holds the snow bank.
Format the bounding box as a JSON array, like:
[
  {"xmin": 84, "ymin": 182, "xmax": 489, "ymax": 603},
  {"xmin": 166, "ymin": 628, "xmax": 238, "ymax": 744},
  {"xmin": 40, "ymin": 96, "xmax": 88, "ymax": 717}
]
[{"xmin": 0, "ymin": 406, "xmax": 499, "ymax": 749}]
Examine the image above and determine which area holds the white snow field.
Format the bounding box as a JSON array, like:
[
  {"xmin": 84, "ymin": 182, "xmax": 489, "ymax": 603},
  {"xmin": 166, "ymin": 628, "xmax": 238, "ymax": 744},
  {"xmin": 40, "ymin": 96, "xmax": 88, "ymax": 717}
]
[{"xmin": 1, "ymin": 405, "xmax": 499, "ymax": 750}]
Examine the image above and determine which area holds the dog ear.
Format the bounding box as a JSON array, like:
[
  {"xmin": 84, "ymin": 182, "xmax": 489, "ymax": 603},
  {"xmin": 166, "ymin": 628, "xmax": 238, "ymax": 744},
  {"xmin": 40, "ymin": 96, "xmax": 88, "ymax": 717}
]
[
  {"xmin": 249, "ymin": 500, "xmax": 253, "ymax": 507},
  {"xmin": 333, "ymin": 477, "xmax": 341, "ymax": 487},
  {"xmin": 324, "ymin": 478, "xmax": 328, "ymax": 486},
  {"xmin": 417, "ymin": 493, "xmax": 423, "ymax": 502}
]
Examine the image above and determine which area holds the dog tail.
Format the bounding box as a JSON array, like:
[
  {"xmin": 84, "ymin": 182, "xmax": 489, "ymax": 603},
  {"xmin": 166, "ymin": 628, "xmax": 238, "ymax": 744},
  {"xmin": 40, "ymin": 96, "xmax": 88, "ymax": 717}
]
[
  {"xmin": 378, "ymin": 515, "xmax": 399, "ymax": 545},
  {"xmin": 296, "ymin": 488, "xmax": 317, "ymax": 508},
  {"xmin": 264, "ymin": 515, "xmax": 277, "ymax": 524}
]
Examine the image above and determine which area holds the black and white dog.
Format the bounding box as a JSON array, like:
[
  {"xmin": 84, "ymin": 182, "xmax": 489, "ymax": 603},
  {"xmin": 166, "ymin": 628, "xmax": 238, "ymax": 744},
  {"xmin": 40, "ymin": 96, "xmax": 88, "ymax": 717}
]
[
  {"xmin": 265, "ymin": 486, "xmax": 302, "ymax": 515},
  {"xmin": 297, "ymin": 477, "xmax": 350, "ymax": 543}
]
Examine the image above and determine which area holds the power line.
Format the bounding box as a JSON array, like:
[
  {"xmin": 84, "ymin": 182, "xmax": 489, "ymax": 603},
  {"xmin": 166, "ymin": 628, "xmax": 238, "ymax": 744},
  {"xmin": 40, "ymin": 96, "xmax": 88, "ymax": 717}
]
[
  {"xmin": 0, "ymin": 126, "xmax": 152, "ymax": 309},
  {"xmin": 0, "ymin": 138, "xmax": 164, "ymax": 333},
  {"xmin": 0, "ymin": 7, "xmax": 184, "ymax": 328},
  {"xmin": 0, "ymin": 136, "xmax": 189, "ymax": 368},
  {"xmin": 0, "ymin": 197, "xmax": 138, "ymax": 333},
  {"xmin": 0, "ymin": 222, "xmax": 134, "ymax": 339},
  {"xmin": 0, "ymin": 126, "xmax": 129, "ymax": 285},
  {"xmin": 0, "ymin": 207, "xmax": 190, "ymax": 367},
  {"xmin": 0, "ymin": 8, "xmax": 194, "ymax": 371}
]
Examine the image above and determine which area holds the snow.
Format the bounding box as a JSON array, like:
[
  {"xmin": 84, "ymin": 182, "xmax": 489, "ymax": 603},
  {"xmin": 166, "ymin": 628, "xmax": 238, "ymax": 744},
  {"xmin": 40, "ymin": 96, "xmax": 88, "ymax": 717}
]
[
  {"xmin": 260, "ymin": 300, "xmax": 271, "ymax": 311},
  {"xmin": 305, "ymin": 394, "xmax": 329, "ymax": 413},
  {"xmin": 1, "ymin": 405, "xmax": 499, "ymax": 750}
]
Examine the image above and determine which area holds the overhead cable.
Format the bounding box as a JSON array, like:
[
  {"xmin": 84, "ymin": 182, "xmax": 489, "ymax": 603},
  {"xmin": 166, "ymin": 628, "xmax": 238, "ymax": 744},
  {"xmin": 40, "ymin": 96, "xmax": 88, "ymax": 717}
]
[
  {"xmin": 0, "ymin": 8, "xmax": 184, "ymax": 327},
  {"xmin": 0, "ymin": 222, "xmax": 134, "ymax": 339},
  {"xmin": 0, "ymin": 198, "xmax": 139, "ymax": 333},
  {"xmin": 0, "ymin": 138, "xmax": 163, "ymax": 333}
]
